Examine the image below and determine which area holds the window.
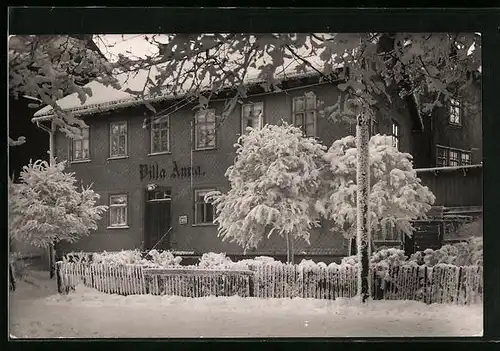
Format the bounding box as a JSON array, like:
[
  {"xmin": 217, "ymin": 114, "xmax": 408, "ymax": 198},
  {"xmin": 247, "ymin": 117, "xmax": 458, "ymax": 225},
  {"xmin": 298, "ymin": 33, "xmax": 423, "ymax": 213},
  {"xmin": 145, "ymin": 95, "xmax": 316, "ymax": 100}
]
[
  {"xmin": 110, "ymin": 122, "xmax": 128, "ymax": 157},
  {"xmin": 109, "ymin": 194, "xmax": 128, "ymax": 227},
  {"xmin": 195, "ymin": 109, "xmax": 216, "ymax": 150},
  {"xmin": 194, "ymin": 189, "xmax": 215, "ymax": 224},
  {"xmin": 241, "ymin": 102, "xmax": 264, "ymax": 133},
  {"xmin": 151, "ymin": 116, "xmax": 170, "ymax": 153},
  {"xmin": 436, "ymin": 146, "xmax": 472, "ymax": 167},
  {"xmin": 436, "ymin": 147, "xmax": 449, "ymax": 167},
  {"xmin": 449, "ymin": 150, "xmax": 460, "ymax": 167},
  {"xmin": 147, "ymin": 188, "xmax": 171, "ymax": 202},
  {"xmin": 461, "ymin": 152, "xmax": 471, "ymax": 165},
  {"xmin": 71, "ymin": 127, "xmax": 90, "ymax": 161},
  {"xmin": 449, "ymin": 98, "xmax": 462, "ymax": 125},
  {"xmin": 391, "ymin": 120, "xmax": 400, "ymax": 149},
  {"xmin": 293, "ymin": 93, "xmax": 316, "ymax": 137}
]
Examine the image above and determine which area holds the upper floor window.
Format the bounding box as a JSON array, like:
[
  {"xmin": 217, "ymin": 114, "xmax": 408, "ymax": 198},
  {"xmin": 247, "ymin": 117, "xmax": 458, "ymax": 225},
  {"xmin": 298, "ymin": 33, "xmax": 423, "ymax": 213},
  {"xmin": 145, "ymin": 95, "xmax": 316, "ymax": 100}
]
[
  {"xmin": 391, "ymin": 120, "xmax": 400, "ymax": 149},
  {"xmin": 151, "ymin": 116, "xmax": 170, "ymax": 154},
  {"xmin": 449, "ymin": 98, "xmax": 462, "ymax": 126},
  {"xmin": 241, "ymin": 102, "xmax": 264, "ymax": 134},
  {"xmin": 194, "ymin": 189, "xmax": 215, "ymax": 225},
  {"xmin": 436, "ymin": 146, "xmax": 471, "ymax": 167},
  {"xmin": 109, "ymin": 194, "xmax": 128, "ymax": 228},
  {"xmin": 70, "ymin": 127, "xmax": 90, "ymax": 162},
  {"xmin": 195, "ymin": 109, "xmax": 216, "ymax": 150},
  {"xmin": 293, "ymin": 93, "xmax": 317, "ymax": 137},
  {"xmin": 110, "ymin": 121, "xmax": 128, "ymax": 158}
]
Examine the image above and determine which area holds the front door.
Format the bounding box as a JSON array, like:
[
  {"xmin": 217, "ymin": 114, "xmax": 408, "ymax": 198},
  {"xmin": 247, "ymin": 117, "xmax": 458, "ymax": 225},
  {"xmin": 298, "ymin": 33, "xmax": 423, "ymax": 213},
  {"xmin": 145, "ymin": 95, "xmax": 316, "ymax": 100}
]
[{"xmin": 145, "ymin": 188, "xmax": 172, "ymax": 251}]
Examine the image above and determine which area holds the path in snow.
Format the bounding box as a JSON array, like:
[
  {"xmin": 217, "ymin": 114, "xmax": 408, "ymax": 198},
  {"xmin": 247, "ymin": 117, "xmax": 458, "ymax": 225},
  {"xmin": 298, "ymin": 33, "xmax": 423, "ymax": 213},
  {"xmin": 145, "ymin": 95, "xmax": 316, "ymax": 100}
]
[{"xmin": 9, "ymin": 270, "xmax": 483, "ymax": 338}]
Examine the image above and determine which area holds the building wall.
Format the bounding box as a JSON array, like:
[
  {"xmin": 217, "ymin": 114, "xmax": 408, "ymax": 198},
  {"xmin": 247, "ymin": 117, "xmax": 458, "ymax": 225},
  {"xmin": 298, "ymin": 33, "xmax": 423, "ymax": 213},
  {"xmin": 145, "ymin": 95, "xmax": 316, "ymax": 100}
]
[
  {"xmin": 412, "ymin": 83, "xmax": 482, "ymax": 168},
  {"xmin": 54, "ymin": 82, "xmax": 416, "ymax": 255}
]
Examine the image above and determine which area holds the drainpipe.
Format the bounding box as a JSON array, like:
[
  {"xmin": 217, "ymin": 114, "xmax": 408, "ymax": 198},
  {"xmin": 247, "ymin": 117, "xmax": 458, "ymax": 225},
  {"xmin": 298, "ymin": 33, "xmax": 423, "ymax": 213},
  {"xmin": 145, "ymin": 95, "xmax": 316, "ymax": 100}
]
[
  {"xmin": 35, "ymin": 119, "xmax": 56, "ymax": 278},
  {"xmin": 36, "ymin": 120, "xmax": 55, "ymax": 165}
]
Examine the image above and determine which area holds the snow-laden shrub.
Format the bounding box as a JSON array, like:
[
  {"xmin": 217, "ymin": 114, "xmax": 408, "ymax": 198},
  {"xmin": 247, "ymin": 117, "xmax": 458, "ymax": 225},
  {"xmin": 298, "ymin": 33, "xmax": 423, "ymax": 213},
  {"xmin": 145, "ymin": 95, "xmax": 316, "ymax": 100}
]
[
  {"xmin": 410, "ymin": 237, "xmax": 483, "ymax": 267},
  {"xmin": 297, "ymin": 259, "xmax": 328, "ymax": 269},
  {"xmin": 92, "ymin": 250, "xmax": 148, "ymax": 266},
  {"xmin": 147, "ymin": 249, "xmax": 182, "ymax": 267},
  {"xmin": 454, "ymin": 217, "xmax": 483, "ymax": 238},
  {"xmin": 9, "ymin": 160, "xmax": 107, "ymax": 248},
  {"xmin": 198, "ymin": 252, "xmax": 233, "ymax": 269}
]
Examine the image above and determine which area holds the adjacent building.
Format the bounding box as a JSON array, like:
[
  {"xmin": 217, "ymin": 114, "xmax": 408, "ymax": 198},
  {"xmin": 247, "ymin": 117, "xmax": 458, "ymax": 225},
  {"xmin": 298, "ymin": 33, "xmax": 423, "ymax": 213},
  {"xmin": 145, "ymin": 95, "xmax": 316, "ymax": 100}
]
[{"xmin": 31, "ymin": 67, "xmax": 482, "ymax": 262}]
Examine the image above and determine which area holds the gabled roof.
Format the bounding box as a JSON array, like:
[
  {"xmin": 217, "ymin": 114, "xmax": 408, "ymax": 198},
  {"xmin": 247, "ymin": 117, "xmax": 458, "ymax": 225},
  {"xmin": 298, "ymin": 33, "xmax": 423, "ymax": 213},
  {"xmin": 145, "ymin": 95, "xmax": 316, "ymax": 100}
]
[{"xmin": 32, "ymin": 55, "xmax": 329, "ymax": 120}]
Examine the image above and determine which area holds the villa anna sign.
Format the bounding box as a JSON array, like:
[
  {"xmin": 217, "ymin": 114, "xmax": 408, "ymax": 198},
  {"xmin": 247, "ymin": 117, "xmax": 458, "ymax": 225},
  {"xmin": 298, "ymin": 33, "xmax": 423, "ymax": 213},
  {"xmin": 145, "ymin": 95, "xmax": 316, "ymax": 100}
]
[{"xmin": 139, "ymin": 161, "xmax": 205, "ymax": 181}]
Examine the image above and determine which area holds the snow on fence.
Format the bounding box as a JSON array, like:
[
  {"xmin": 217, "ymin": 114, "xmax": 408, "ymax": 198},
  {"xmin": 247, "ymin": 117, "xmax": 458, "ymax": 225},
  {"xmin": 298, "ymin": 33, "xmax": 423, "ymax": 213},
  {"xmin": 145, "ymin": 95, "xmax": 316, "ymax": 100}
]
[{"xmin": 56, "ymin": 262, "xmax": 482, "ymax": 305}]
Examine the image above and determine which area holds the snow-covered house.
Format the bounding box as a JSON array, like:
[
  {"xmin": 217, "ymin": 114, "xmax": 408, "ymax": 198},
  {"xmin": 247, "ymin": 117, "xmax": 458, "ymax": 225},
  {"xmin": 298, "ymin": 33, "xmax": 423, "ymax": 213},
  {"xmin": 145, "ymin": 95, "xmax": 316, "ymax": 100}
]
[{"xmin": 31, "ymin": 64, "xmax": 482, "ymax": 262}]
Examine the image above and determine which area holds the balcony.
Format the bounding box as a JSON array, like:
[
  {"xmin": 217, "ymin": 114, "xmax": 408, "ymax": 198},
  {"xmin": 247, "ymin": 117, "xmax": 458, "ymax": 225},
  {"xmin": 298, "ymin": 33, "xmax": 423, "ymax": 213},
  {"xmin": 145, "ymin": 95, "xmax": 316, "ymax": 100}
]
[{"xmin": 415, "ymin": 164, "xmax": 483, "ymax": 208}]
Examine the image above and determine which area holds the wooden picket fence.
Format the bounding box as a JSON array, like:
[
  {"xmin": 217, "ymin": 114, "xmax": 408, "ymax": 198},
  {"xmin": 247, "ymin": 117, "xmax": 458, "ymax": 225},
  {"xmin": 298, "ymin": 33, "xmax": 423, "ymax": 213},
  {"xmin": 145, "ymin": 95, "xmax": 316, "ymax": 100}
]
[{"xmin": 56, "ymin": 261, "xmax": 483, "ymax": 305}]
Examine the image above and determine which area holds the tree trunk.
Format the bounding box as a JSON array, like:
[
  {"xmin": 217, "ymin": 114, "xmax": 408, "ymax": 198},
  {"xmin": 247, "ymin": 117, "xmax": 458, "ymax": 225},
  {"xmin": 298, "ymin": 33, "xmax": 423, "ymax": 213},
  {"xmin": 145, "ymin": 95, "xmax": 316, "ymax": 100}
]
[
  {"xmin": 285, "ymin": 232, "xmax": 295, "ymax": 264},
  {"xmin": 49, "ymin": 242, "xmax": 56, "ymax": 279},
  {"xmin": 356, "ymin": 113, "xmax": 372, "ymax": 303}
]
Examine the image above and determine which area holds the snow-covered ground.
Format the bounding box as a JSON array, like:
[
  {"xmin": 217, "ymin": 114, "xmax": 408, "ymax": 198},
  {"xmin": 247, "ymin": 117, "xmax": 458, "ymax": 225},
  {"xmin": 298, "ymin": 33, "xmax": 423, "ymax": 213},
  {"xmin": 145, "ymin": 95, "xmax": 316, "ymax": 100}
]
[{"xmin": 9, "ymin": 270, "xmax": 483, "ymax": 338}]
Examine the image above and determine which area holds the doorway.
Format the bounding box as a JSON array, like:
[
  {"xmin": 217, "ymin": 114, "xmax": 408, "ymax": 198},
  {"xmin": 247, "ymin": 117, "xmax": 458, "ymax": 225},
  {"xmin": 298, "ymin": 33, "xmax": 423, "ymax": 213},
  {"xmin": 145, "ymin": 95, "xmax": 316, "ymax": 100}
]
[{"xmin": 144, "ymin": 187, "xmax": 172, "ymax": 251}]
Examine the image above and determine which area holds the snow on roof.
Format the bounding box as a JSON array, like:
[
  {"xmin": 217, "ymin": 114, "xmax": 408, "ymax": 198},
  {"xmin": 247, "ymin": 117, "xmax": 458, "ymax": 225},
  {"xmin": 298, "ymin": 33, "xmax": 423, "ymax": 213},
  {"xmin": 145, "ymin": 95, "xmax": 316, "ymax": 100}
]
[{"xmin": 32, "ymin": 52, "xmax": 332, "ymax": 121}]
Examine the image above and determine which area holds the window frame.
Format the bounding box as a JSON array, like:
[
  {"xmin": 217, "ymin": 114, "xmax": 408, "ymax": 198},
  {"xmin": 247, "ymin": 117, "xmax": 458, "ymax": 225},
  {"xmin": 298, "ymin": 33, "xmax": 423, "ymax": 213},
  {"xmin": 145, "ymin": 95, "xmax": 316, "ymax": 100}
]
[
  {"xmin": 70, "ymin": 126, "xmax": 90, "ymax": 163},
  {"xmin": 241, "ymin": 102, "xmax": 264, "ymax": 134},
  {"xmin": 193, "ymin": 188, "xmax": 216, "ymax": 225},
  {"xmin": 150, "ymin": 115, "xmax": 171, "ymax": 154},
  {"xmin": 108, "ymin": 193, "xmax": 128, "ymax": 228},
  {"xmin": 436, "ymin": 145, "xmax": 472, "ymax": 167},
  {"xmin": 448, "ymin": 97, "xmax": 463, "ymax": 126},
  {"xmin": 194, "ymin": 109, "xmax": 217, "ymax": 151},
  {"xmin": 292, "ymin": 93, "xmax": 317, "ymax": 137},
  {"xmin": 109, "ymin": 121, "xmax": 128, "ymax": 158}
]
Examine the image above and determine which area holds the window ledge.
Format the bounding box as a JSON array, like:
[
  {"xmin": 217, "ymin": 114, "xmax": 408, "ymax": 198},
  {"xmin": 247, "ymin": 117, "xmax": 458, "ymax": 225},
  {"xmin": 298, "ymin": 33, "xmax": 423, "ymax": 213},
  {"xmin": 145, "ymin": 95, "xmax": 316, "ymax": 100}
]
[
  {"xmin": 191, "ymin": 223, "xmax": 217, "ymax": 227},
  {"xmin": 448, "ymin": 122, "xmax": 462, "ymax": 127},
  {"xmin": 107, "ymin": 156, "xmax": 129, "ymax": 160},
  {"xmin": 148, "ymin": 151, "xmax": 172, "ymax": 156},
  {"xmin": 107, "ymin": 226, "xmax": 130, "ymax": 229},
  {"xmin": 193, "ymin": 148, "xmax": 217, "ymax": 152},
  {"xmin": 70, "ymin": 159, "xmax": 91, "ymax": 164}
]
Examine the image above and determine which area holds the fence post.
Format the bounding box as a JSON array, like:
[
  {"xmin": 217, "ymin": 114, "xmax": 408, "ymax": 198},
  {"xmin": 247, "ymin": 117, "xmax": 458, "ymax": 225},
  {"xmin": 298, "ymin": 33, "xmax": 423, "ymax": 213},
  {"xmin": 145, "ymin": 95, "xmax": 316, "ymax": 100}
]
[{"xmin": 248, "ymin": 272, "xmax": 255, "ymax": 297}]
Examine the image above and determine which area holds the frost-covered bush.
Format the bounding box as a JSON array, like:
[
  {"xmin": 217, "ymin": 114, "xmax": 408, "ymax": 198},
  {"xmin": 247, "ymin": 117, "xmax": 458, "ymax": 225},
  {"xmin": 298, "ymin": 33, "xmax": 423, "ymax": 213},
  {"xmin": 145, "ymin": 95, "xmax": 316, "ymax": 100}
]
[
  {"xmin": 318, "ymin": 135, "xmax": 436, "ymax": 240},
  {"xmin": 298, "ymin": 259, "xmax": 328, "ymax": 269},
  {"xmin": 147, "ymin": 249, "xmax": 182, "ymax": 267},
  {"xmin": 9, "ymin": 160, "xmax": 107, "ymax": 248},
  {"xmin": 92, "ymin": 250, "xmax": 148, "ymax": 266},
  {"xmin": 198, "ymin": 252, "xmax": 234, "ymax": 269},
  {"xmin": 90, "ymin": 249, "xmax": 182, "ymax": 267},
  {"xmin": 455, "ymin": 217, "xmax": 483, "ymax": 238},
  {"xmin": 409, "ymin": 237, "xmax": 483, "ymax": 267},
  {"xmin": 206, "ymin": 123, "xmax": 327, "ymax": 260}
]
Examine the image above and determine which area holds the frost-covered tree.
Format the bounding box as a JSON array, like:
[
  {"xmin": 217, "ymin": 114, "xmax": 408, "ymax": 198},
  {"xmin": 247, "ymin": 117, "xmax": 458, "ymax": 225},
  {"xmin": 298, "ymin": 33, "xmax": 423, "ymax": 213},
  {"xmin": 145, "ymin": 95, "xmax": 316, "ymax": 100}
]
[
  {"xmin": 9, "ymin": 159, "xmax": 108, "ymax": 276},
  {"xmin": 206, "ymin": 123, "xmax": 327, "ymax": 263},
  {"xmin": 318, "ymin": 134, "xmax": 436, "ymax": 242},
  {"xmin": 8, "ymin": 35, "xmax": 117, "ymax": 144}
]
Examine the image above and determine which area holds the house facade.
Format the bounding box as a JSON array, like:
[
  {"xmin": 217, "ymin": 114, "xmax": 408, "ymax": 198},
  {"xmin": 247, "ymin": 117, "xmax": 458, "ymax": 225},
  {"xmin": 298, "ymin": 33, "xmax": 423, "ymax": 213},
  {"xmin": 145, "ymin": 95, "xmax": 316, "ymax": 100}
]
[{"xmin": 32, "ymin": 72, "xmax": 482, "ymax": 262}]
